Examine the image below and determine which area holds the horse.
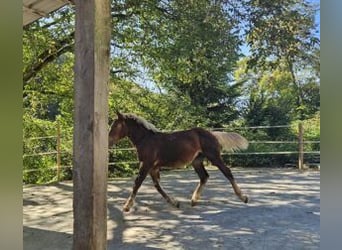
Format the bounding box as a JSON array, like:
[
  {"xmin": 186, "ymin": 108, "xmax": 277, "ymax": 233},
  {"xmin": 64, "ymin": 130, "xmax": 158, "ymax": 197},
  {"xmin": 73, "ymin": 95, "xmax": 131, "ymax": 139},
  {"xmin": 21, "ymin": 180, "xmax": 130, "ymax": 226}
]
[{"xmin": 109, "ymin": 112, "xmax": 249, "ymax": 212}]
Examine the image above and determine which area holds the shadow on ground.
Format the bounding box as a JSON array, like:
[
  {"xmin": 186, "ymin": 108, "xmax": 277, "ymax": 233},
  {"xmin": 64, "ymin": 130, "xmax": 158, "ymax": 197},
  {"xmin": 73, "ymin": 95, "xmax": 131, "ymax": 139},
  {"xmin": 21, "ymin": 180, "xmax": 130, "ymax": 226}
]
[{"xmin": 23, "ymin": 168, "xmax": 320, "ymax": 249}]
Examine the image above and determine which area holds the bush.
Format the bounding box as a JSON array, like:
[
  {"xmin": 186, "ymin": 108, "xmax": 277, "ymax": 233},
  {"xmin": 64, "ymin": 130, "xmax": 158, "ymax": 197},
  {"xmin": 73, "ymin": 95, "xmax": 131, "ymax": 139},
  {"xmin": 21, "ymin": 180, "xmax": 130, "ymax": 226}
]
[
  {"xmin": 227, "ymin": 112, "xmax": 320, "ymax": 167},
  {"xmin": 23, "ymin": 115, "xmax": 73, "ymax": 184}
]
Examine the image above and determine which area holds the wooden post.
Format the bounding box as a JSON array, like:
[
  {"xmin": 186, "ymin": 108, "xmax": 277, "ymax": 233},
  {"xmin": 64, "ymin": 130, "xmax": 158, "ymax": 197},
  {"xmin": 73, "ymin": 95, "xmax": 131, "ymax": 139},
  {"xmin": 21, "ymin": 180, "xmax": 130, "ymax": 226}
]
[
  {"xmin": 73, "ymin": 0, "xmax": 111, "ymax": 249},
  {"xmin": 56, "ymin": 120, "xmax": 61, "ymax": 181},
  {"xmin": 298, "ymin": 122, "xmax": 304, "ymax": 170}
]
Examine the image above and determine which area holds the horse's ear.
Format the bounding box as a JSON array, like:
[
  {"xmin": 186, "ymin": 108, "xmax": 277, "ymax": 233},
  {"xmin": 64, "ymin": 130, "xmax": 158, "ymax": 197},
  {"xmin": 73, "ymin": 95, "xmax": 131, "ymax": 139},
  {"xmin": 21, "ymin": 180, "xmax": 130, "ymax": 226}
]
[{"xmin": 116, "ymin": 111, "xmax": 124, "ymax": 120}]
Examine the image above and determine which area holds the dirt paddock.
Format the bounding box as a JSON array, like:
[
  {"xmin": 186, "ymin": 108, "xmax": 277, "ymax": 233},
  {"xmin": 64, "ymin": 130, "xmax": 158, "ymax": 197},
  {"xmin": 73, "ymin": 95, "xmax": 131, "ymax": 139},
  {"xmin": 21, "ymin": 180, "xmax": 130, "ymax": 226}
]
[{"xmin": 23, "ymin": 168, "xmax": 320, "ymax": 249}]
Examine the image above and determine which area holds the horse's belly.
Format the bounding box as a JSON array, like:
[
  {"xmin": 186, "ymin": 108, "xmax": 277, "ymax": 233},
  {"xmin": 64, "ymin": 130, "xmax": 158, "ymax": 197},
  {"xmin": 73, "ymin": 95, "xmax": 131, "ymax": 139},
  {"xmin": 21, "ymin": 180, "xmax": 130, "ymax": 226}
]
[
  {"xmin": 169, "ymin": 160, "xmax": 188, "ymax": 169},
  {"xmin": 159, "ymin": 148, "xmax": 200, "ymax": 168}
]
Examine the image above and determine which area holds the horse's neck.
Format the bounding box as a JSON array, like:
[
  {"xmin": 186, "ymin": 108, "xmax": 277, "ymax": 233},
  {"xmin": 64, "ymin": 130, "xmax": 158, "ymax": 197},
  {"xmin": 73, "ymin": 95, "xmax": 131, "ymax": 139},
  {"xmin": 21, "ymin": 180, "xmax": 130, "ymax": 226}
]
[{"xmin": 127, "ymin": 124, "xmax": 153, "ymax": 146}]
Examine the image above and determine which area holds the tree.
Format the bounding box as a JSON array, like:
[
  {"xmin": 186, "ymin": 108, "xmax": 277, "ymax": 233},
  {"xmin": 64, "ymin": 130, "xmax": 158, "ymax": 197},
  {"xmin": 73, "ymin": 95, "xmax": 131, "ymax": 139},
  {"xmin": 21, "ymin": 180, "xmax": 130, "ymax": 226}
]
[
  {"xmin": 236, "ymin": 59, "xmax": 293, "ymax": 128},
  {"xmin": 236, "ymin": 57, "xmax": 319, "ymax": 127},
  {"xmin": 243, "ymin": 0, "xmax": 320, "ymax": 119},
  {"xmin": 23, "ymin": 6, "xmax": 75, "ymax": 85},
  {"xmin": 133, "ymin": 0, "xmax": 243, "ymax": 126}
]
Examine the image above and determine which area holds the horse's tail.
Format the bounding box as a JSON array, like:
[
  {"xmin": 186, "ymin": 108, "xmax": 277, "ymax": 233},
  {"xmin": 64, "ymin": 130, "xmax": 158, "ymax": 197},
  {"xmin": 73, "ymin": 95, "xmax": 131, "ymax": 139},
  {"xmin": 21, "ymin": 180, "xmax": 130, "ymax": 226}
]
[{"xmin": 211, "ymin": 131, "xmax": 249, "ymax": 152}]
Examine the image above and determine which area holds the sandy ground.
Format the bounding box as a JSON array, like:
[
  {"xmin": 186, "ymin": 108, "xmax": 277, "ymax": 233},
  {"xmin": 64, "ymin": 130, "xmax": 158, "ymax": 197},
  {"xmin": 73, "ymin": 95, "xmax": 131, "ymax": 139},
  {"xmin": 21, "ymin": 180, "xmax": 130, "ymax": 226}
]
[{"xmin": 23, "ymin": 168, "xmax": 320, "ymax": 249}]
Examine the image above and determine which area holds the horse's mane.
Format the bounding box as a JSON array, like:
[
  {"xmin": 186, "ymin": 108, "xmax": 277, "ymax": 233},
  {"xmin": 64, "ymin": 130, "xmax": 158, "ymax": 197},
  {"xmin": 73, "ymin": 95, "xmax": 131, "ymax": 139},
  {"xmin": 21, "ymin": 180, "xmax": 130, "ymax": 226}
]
[{"xmin": 123, "ymin": 113, "xmax": 160, "ymax": 133}]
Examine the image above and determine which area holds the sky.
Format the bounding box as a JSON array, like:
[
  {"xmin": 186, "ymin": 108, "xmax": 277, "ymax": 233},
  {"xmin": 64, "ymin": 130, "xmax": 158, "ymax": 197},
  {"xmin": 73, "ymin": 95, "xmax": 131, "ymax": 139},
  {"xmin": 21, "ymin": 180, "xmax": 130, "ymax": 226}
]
[{"xmin": 311, "ymin": 0, "xmax": 321, "ymax": 37}]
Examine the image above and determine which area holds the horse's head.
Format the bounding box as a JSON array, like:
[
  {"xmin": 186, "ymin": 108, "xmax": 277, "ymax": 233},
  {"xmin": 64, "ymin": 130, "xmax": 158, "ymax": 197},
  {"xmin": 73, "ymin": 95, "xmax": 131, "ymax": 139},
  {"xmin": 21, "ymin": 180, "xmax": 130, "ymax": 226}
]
[{"xmin": 108, "ymin": 111, "xmax": 128, "ymax": 147}]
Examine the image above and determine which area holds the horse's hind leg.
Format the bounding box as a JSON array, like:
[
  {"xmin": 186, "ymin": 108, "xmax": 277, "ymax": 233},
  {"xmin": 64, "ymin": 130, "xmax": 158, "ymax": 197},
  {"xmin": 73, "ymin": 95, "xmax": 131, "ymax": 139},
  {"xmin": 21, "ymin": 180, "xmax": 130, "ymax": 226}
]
[
  {"xmin": 123, "ymin": 162, "xmax": 150, "ymax": 212},
  {"xmin": 150, "ymin": 168, "xmax": 180, "ymax": 208},
  {"xmin": 207, "ymin": 153, "xmax": 248, "ymax": 203},
  {"xmin": 191, "ymin": 155, "xmax": 209, "ymax": 206}
]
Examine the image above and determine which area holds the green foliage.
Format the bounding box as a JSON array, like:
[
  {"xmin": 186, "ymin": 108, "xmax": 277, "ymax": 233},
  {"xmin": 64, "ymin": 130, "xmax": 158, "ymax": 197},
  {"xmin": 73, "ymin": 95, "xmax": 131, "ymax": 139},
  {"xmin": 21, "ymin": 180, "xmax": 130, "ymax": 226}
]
[
  {"xmin": 291, "ymin": 111, "xmax": 320, "ymax": 151},
  {"xmin": 111, "ymin": 0, "xmax": 244, "ymax": 126},
  {"xmin": 242, "ymin": 0, "xmax": 319, "ymax": 120},
  {"xmin": 225, "ymin": 126, "xmax": 296, "ymax": 167},
  {"xmin": 245, "ymin": 0, "xmax": 319, "ymax": 69},
  {"xmin": 23, "ymin": 8, "xmax": 75, "ymax": 183},
  {"xmin": 236, "ymin": 58, "xmax": 319, "ymax": 127},
  {"xmin": 227, "ymin": 111, "xmax": 320, "ymax": 167},
  {"xmin": 108, "ymin": 137, "xmax": 139, "ymax": 178},
  {"xmin": 23, "ymin": 115, "xmax": 58, "ymax": 183}
]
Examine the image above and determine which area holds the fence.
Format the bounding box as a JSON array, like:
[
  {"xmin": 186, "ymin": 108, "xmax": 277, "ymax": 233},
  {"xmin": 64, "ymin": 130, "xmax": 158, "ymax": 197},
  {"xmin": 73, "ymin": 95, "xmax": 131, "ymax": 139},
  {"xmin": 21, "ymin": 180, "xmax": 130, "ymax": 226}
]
[{"xmin": 23, "ymin": 122, "xmax": 320, "ymax": 183}]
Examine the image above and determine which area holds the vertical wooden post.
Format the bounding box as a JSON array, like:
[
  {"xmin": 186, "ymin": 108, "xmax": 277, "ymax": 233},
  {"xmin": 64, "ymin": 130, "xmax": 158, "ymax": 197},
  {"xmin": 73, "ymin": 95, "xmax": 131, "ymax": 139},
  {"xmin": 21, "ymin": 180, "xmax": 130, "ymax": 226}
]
[
  {"xmin": 56, "ymin": 120, "xmax": 61, "ymax": 182},
  {"xmin": 298, "ymin": 122, "xmax": 304, "ymax": 170},
  {"xmin": 73, "ymin": 0, "xmax": 111, "ymax": 249}
]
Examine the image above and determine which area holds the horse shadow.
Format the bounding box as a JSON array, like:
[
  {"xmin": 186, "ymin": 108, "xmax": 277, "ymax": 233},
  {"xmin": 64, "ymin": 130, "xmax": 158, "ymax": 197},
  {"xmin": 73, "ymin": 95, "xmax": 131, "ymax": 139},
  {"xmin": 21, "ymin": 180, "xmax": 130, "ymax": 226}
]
[{"xmin": 106, "ymin": 168, "xmax": 320, "ymax": 249}]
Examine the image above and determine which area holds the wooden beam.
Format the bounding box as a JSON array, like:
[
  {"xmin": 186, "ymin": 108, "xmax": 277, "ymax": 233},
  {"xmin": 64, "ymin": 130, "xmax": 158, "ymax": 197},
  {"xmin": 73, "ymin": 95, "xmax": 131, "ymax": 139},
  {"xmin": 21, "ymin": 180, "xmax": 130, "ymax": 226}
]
[
  {"xmin": 298, "ymin": 122, "xmax": 304, "ymax": 170},
  {"xmin": 73, "ymin": 0, "xmax": 111, "ymax": 249}
]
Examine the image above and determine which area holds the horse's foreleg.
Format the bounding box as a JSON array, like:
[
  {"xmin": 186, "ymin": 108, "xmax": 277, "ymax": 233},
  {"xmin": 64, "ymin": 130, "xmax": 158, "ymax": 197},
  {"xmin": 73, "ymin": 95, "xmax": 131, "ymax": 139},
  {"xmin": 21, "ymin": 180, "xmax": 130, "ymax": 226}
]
[
  {"xmin": 150, "ymin": 168, "xmax": 180, "ymax": 208},
  {"xmin": 208, "ymin": 155, "xmax": 249, "ymax": 203},
  {"xmin": 123, "ymin": 162, "xmax": 149, "ymax": 212},
  {"xmin": 191, "ymin": 156, "xmax": 209, "ymax": 206}
]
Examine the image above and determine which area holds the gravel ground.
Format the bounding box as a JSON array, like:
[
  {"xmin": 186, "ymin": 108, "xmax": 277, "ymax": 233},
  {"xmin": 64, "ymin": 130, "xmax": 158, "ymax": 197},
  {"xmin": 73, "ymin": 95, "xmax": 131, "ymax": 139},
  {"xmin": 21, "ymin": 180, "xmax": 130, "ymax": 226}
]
[{"xmin": 23, "ymin": 167, "xmax": 320, "ymax": 250}]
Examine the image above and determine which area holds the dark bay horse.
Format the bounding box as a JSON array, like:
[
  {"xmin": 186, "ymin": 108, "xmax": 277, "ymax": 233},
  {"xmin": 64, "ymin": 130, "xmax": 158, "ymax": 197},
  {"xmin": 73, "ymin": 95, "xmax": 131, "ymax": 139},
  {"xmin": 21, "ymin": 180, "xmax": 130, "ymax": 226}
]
[{"xmin": 109, "ymin": 112, "xmax": 249, "ymax": 212}]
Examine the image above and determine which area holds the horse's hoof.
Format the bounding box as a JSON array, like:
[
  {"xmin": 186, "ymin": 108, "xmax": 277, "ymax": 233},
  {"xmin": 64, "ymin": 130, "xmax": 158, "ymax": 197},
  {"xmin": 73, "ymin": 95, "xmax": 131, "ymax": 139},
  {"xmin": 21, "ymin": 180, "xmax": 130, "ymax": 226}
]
[
  {"xmin": 123, "ymin": 198, "xmax": 134, "ymax": 212},
  {"xmin": 243, "ymin": 195, "xmax": 249, "ymax": 203},
  {"xmin": 123, "ymin": 208, "xmax": 130, "ymax": 212},
  {"xmin": 191, "ymin": 200, "xmax": 197, "ymax": 206},
  {"xmin": 171, "ymin": 200, "xmax": 180, "ymax": 208},
  {"xmin": 123, "ymin": 206, "xmax": 130, "ymax": 212},
  {"xmin": 169, "ymin": 198, "xmax": 180, "ymax": 208}
]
